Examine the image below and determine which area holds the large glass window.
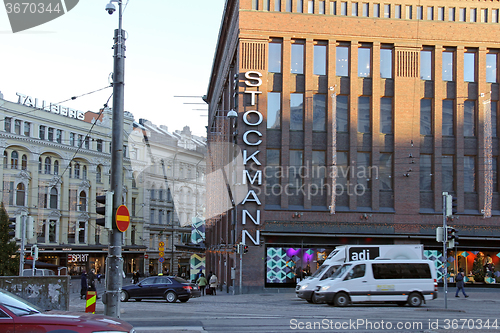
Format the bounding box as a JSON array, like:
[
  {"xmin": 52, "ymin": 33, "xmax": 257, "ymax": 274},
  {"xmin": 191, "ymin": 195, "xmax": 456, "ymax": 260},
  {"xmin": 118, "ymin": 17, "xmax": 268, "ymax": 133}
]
[
  {"xmin": 380, "ymin": 97, "xmax": 392, "ymax": 134},
  {"xmin": 336, "ymin": 151, "xmax": 348, "ymax": 188},
  {"xmin": 16, "ymin": 183, "xmax": 25, "ymax": 206},
  {"xmin": 486, "ymin": 53, "xmax": 497, "ymax": 83},
  {"xmin": 297, "ymin": 0, "xmax": 303, "ymax": 13},
  {"xmin": 417, "ymin": 6, "xmax": 423, "ymax": 19},
  {"xmin": 427, "ymin": 6, "xmax": 433, "ymax": 20},
  {"xmin": 420, "ymin": 99, "xmax": 432, "ymax": 135},
  {"xmin": 464, "ymin": 100, "xmax": 475, "ymax": 136},
  {"xmin": 267, "ymin": 92, "xmax": 281, "ymax": 129},
  {"xmin": 420, "ymin": 155, "xmax": 432, "ymax": 191},
  {"xmin": 442, "ymin": 155, "xmax": 454, "ymax": 192},
  {"xmin": 314, "ymin": 44, "xmax": 327, "ymax": 75},
  {"xmin": 420, "ymin": 50, "xmax": 432, "ymax": 80},
  {"xmin": 380, "ymin": 48, "xmax": 392, "ymax": 79},
  {"xmin": 362, "ymin": 3, "xmax": 368, "ymax": 16},
  {"xmin": 275, "ymin": 0, "xmax": 281, "ymax": 11},
  {"xmin": 336, "ymin": 46, "xmax": 349, "ymax": 76},
  {"xmin": 352, "ymin": 2, "xmax": 358, "ymax": 16},
  {"xmin": 286, "ymin": 0, "xmax": 292, "ymax": 12},
  {"xmin": 358, "ymin": 47, "xmax": 371, "ymax": 77},
  {"xmin": 291, "ymin": 43, "xmax": 304, "ymax": 74},
  {"xmin": 464, "ymin": 156, "xmax": 476, "ymax": 192},
  {"xmin": 308, "ymin": 0, "xmax": 314, "ymax": 13},
  {"xmin": 336, "ymin": 95, "xmax": 349, "ymax": 132},
  {"xmin": 312, "ymin": 151, "xmax": 326, "ymax": 188},
  {"xmin": 269, "ymin": 42, "xmax": 282, "ymax": 73},
  {"xmin": 373, "ymin": 3, "xmax": 379, "ymax": 17},
  {"xmin": 50, "ymin": 188, "xmax": 58, "ymax": 209},
  {"xmin": 395, "ymin": 4, "xmax": 401, "ymax": 18},
  {"xmin": 313, "ymin": 94, "xmax": 326, "ymax": 131},
  {"xmin": 289, "ymin": 150, "xmax": 303, "ymax": 188},
  {"xmin": 341, "ymin": 1, "xmax": 347, "ymax": 15},
  {"xmin": 442, "ymin": 51, "xmax": 454, "ymax": 81},
  {"xmin": 384, "ymin": 4, "xmax": 390, "ymax": 18},
  {"xmin": 406, "ymin": 5, "xmax": 412, "ymax": 19},
  {"xmin": 459, "ymin": 8, "xmax": 466, "ymax": 21},
  {"xmin": 442, "ymin": 100, "xmax": 454, "ymax": 136},
  {"xmin": 438, "ymin": 7, "xmax": 444, "ymax": 20},
  {"xmin": 290, "ymin": 93, "xmax": 304, "ymax": 130},
  {"xmin": 358, "ymin": 96, "xmax": 371, "ymax": 133},
  {"xmin": 266, "ymin": 149, "xmax": 280, "ymax": 188},
  {"xmin": 319, "ymin": 1, "xmax": 325, "ymax": 14},
  {"xmin": 470, "ymin": 8, "xmax": 476, "ymax": 22},
  {"xmin": 464, "ymin": 52, "xmax": 476, "ymax": 82},
  {"xmin": 379, "ymin": 153, "xmax": 392, "ymax": 190},
  {"xmin": 357, "ymin": 152, "xmax": 371, "ymax": 189},
  {"xmin": 449, "ymin": 7, "xmax": 455, "ymax": 21}
]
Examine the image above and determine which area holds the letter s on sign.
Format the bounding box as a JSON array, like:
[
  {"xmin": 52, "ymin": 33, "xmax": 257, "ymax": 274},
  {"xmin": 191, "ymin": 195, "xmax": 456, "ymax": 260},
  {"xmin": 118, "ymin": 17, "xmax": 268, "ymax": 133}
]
[{"xmin": 244, "ymin": 71, "xmax": 263, "ymax": 87}]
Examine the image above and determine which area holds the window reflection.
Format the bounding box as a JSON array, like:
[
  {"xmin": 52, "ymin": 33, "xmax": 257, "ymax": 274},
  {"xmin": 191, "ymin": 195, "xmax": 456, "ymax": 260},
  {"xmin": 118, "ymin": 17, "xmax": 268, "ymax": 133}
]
[{"xmin": 336, "ymin": 46, "xmax": 349, "ymax": 76}]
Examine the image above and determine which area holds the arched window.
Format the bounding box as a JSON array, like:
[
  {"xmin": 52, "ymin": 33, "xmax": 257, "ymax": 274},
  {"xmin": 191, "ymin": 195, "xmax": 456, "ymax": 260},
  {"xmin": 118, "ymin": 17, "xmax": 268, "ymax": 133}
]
[
  {"xmin": 38, "ymin": 157, "xmax": 42, "ymax": 173},
  {"xmin": 3, "ymin": 151, "xmax": 7, "ymax": 168},
  {"xmin": 83, "ymin": 166, "xmax": 87, "ymax": 180},
  {"xmin": 79, "ymin": 191, "xmax": 86, "ymax": 211},
  {"xmin": 44, "ymin": 157, "xmax": 51, "ymax": 174},
  {"xmin": 11, "ymin": 151, "xmax": 18, "ymax": 169},
  {"xmin": 16, "ymin": 183, "xmax": 25, "ymax": 206},
  {"xmin": 54, "ymin": 160, "xmax": 59, "ymax": 175},
  {"xmin": 96, "ymin": 166, "xmax": 102, "ymax": 183},
  {"xmin": 74, "ymin": 163, "xmax": 80, "ymax": 179},
  {"xmin": 21, "ymin": 154, "xmax": 27, "ymax": 170},
  {"xmin": 50, "ymin": 187, "xmax": 58, "ymax": 209}
]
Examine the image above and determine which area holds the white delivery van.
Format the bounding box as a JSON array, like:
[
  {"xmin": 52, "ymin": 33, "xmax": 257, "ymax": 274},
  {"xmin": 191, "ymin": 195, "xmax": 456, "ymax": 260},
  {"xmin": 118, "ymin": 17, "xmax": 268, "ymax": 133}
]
[
  {"xmin": 296, "ymin": 244, "xmax": 423, "ymax": 303},
  {"xmin": 313, "ymin": 259, "xmax": 438, "ymax": 307}
]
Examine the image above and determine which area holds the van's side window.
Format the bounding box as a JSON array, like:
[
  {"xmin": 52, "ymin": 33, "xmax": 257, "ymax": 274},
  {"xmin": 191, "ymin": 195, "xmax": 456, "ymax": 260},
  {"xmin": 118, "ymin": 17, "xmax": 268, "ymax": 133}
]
[
  {"xmin": 373, "ymin": 263, "xmax": 431, "ymax": 279},
  {"xmin": 322, "ymin": 265, "xmax": 339, "ymax": 280},
  {"xmin": 345, "ymin": 264, "xmax": 366, "ymax": 280}
]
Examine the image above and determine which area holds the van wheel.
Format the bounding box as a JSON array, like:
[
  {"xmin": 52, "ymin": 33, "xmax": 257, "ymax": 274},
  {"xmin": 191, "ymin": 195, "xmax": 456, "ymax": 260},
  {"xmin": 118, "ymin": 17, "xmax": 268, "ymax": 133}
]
[
  {"xmin": 334, "ymin": 292, "xmax": 350, "ymax": 307},
  {"xmin": 408, "ymin": 293, "xmax": 423, "ymax": 307}
]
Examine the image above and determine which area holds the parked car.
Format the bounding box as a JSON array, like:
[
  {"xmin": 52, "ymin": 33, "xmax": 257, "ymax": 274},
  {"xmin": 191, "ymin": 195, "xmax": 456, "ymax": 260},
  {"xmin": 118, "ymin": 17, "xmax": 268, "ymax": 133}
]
[
  {"xmin": 121, "ymin": 276, "xmax": 200, "ymax": 303},
  {"xmin": 0, "ymin": 288, "xmax": 135, "ymax": 333},
  {"xmin": 22, "ymin": 269, "xmax": 56, "ymax": 276}
]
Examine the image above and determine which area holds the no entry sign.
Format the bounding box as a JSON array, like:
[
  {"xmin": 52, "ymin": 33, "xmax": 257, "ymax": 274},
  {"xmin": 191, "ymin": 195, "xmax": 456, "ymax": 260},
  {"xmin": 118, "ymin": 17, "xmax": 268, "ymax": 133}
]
[{"xmin": 116, "ymin": 205, "xmax": 130, "ymax": 232}]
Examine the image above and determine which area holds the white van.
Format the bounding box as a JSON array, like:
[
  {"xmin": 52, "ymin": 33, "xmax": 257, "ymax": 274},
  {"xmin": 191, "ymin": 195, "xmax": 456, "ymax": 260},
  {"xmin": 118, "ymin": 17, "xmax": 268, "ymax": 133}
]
[
  {"xmin": 314, "ymin": 259, "xmax": 438, "ymax": 307},
  {"xmin": 22, "ymin": 268, "xmax": 56, "ymax": 276}
]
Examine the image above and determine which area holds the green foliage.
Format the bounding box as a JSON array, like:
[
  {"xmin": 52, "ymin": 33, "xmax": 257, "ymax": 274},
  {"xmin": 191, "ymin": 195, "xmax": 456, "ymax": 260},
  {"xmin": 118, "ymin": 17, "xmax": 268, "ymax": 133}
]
[{"xmin": 0, "ymin": 203, "xmax": 19, "ymax": 276}]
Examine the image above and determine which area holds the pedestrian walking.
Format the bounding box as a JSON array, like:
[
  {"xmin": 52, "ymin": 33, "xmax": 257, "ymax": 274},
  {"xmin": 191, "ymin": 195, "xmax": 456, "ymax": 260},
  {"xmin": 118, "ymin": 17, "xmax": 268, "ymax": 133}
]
[
  {"xmin": 455, "ymin": 268, "xmax": 469, "ymax": 298},
  {"xmin": 133, "ymin": 270, "xmax": 140, "ymax": 284},
  {"xmin": 209, "ymin": 273, "xmax": 218, "ymax": 296},
  {"xmin": 80, "ymin": 271, "xmax": 88, "ymax": 299},
  {"xmin": 196, "ymin": 273, "xmax": 208, "ymax": 296},
  {"xmin": 88, "ymin": 269, "xmax": 96, "ymax": 292}
]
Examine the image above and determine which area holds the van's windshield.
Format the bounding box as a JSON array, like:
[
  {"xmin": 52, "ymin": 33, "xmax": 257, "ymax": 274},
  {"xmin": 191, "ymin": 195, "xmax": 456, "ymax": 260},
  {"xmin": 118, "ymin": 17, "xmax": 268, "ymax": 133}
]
[
  {"xmin": 310, "ymin": 264, "xmax": 329, "ymax": 278},
  {"xmin": 329, "ymin": 263, "xmax": 352, "ymax": 280}
]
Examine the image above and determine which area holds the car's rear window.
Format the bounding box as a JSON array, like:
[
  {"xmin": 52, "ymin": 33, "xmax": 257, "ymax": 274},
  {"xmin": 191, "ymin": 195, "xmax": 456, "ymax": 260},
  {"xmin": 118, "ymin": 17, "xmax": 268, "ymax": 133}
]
[{"xmin": 173, "ymin": 277, "xmax": 188, "ymax": 284}]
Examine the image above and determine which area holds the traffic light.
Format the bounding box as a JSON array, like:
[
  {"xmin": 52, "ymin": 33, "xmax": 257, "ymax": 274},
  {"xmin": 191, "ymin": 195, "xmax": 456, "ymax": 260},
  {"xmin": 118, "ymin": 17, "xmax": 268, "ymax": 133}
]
[
  {"xmin": 26, "ymin": 216, "xmax": 35, "ymax": 239},
  {"xmin": 243, "ymin": 245, "xmax": 249, "ymax": 254},
  {"xmin": 8, "ymin": 215, "xmax": 19, "ymax": 239},
  {"xmin": 234, "ymin": 244, "xmax": 240, "ymax": 254},
  {"xmin": 436, "ymin": 227, "xmax": 444, "ymax": 243},
  {"xmin": 31, "ymin": 245, "xmax": 39, "ymax": 261},
  {"xmin": 451, "ymin": 196, "xmax": 458, "ymax": 215},
  {"xmin": 447, "ymin": 227, "xmax": 458, "ymax": 248},
  {"xmin": 445, "ymin": 195, "xmax": 452, "ymax": 217},
  {"xmin": 96, "ymin": 191, "xmax": 114, "ymax": 230}
]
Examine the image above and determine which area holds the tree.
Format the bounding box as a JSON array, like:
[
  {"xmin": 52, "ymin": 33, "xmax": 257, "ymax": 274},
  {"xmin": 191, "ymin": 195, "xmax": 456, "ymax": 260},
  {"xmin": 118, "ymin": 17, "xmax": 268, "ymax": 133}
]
[
  {"xmin": 0, "ymin": 203, "xmax": 19, "ymax": 276},
  {"xmin": 472, "ymin": 253, "xmax": 485, "ymax": 283}
]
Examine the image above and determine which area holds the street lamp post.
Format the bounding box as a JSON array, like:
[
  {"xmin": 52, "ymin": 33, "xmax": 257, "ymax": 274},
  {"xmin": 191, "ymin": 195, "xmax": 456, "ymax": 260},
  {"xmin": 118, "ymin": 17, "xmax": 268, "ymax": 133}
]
[{"xmin": 104, "ymin": 0, "xmax": 125, "ymax": 318}]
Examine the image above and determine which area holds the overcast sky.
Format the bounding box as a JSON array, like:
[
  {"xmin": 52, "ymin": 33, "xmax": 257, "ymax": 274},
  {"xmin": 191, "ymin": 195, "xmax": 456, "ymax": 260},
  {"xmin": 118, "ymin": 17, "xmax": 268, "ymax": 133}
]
[{"xmin": 0, "ymin": 0, "xmax": 226, "ymax": 137}]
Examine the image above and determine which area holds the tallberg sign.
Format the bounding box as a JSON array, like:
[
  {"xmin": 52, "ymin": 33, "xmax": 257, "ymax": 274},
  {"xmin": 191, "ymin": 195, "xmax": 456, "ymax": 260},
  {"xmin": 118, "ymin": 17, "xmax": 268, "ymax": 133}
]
[{"xmin": 16, "ymin": 92, "xmax": 85, "ymax": 121}]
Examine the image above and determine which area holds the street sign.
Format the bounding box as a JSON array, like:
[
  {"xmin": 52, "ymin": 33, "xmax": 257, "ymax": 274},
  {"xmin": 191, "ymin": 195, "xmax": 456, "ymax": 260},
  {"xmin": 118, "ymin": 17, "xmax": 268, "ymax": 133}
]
[
  {"xmin": 159, "ymin": 257, "xmax": 164, "ymax": 263},
  {"xmin": 116, "ymin": 205, "xmax": 130, "ymax": 232},
  {"xmin": 159, "ymin": 241, "xmax": 165, "ymax": 247},
  {"xmin": 144, "ymin": 255, "xmax": 148, "ymax": 259},
  {"xmin": 159, "ymin": 251, "xmax": 164, "ymax": 257}
]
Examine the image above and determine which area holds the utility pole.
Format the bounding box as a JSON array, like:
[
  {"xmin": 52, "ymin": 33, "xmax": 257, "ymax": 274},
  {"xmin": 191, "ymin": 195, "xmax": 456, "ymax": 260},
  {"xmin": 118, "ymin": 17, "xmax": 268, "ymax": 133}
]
[{"xmin": 104, "ymin": 0, "xmax": 125, "ymax": 318}]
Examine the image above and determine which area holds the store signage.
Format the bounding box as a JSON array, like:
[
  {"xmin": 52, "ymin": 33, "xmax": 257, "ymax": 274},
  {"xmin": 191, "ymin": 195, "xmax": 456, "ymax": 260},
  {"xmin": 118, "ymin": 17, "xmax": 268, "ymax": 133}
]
[
  {"xmin": 16, "ymin": 92, "xmax": 85, "ymax": 121},
  {"xmin": 68, "ymin": 254, "xmax": 89, "ymax": 263},
  {"xmin": 239, "ymin": 71, "xmax": 263, "ymax": 246},
  {"xmin": 116, "ymin": 205, "xmax": 130, "ymax": 232}
]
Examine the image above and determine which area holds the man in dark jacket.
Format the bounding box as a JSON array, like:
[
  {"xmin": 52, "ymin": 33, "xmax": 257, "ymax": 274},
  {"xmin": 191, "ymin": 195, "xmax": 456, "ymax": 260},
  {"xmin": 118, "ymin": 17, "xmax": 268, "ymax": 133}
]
[
  {"xmin": 455, "ymin": 268, "xmax": 469, "ymax": 298},
  {"xmin": 80, "ymin": 271, "xmax": 88, "ymax": 299}
]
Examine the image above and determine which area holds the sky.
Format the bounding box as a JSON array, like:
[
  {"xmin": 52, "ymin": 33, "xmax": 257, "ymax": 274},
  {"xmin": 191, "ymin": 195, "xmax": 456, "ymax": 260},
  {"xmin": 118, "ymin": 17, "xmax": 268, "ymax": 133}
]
[{"xmin": 0, "ymin": 0, "xmax": 226, "ymax": 137}]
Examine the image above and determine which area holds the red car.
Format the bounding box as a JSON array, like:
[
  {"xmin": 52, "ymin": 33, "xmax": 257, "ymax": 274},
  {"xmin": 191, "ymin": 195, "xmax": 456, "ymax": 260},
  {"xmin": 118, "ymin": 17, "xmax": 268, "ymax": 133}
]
[{"xmin": 0, "ymin": 288, "xmax": 135, "ymax": 333}]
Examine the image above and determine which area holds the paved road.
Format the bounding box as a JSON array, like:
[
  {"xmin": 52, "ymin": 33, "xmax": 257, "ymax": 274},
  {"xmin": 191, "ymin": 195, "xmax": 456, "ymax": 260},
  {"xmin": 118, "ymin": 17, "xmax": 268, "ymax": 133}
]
[{"xmin": 68, "ymin": 284, "xmax": 500, "ymax": 332}]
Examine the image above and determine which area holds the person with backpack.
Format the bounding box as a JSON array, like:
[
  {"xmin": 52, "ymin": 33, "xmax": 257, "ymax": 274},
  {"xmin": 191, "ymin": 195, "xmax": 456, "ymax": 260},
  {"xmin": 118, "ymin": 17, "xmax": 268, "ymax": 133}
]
[
  {"xmin": 196, "ymin": 273, "xmax": 208, "ymax": 296},
  {"xmin": 209, "ymin": 273, "xmax": 218, "ymax": 296},
  {"xmin": 455, "ymin": 268, "xmax": 469, "ymax": 298}
]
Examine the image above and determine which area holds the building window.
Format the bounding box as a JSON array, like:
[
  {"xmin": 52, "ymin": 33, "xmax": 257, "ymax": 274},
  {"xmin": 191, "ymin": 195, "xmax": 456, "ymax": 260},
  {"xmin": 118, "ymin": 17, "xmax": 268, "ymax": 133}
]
[
  {"xmin": 291, "ymin": 43, "xmax": 304, "ymax": 74},
  {"xmin": 341, "ymin": 1, "xmax": 347, "ymax": 15},
  {"xmin": 266, "ymin": 149, "xmax": 281, "ymax": 188},
  {"xmin": 384, "ymin": 4, "xmax": 390, "ymax": 18},
  {"xmin": 314, "ymin": 44, "xmax": 327, "ymax": 75},
  {"xmin": 67, "ymin": 221, "xmax": 75, "ymax": 244},
  {"xmin": 150, "ymin": 186, "xmax": 155, "ymax": 200},
  {"xmin": 336, "ymin": 151, "xmax": 348, "ymax": 188},
  {"xmin": 420, "ymin": 99, "xmax": 432, "ymax": 135},
  {"xmin": 48, "ymin": 127, "xmax": 54, "ymax": 141},
  {"xmin": 438, "ymin": 7, "xmax": 444, "ymax": 20},
  {"xmin": 464, "ymin": 156, "xmax": 476, "ymax": 192},
  {"xmin": 84, "ymin": 136, "xmax": 90, "ymax": 149},
  {"xmin": 416, "ymin": 6, "xmax": 423, "ymax": 19},
  {"xmin": 442, "ymin": 155, "xmax": 454, "ymax": 192},
  {"xmin": 336, "ymin": 46, "xmax": 349, "ymax": 76},
  {"xmin": 352, "ymin": 2, "xmax": 358, "ymax": 16},
  {"xmin": 357, "ymin": 152, "xmax": 371, "ymax": 189},
  {"xmin": 419, "ymin": 155, "xmax": 432, "ymax": 191},
  {"xmin": 21, "ymin": 155, "xmax": 27, "ymax": 170},
  {"xmin": 330, "ymin": 0, "xmax": 336, "ymax": 15},
  {"xmin": 405, "ymin": 5, "xmax": 412, "ymax": 19},
  {"xmin": 275, "ymin": 0, "xmax": 281, "ymax": 11},
  {"xmin": 4, "ymin": 117, "xmax": 11, "ymax": 132},
  {"xmin": 290, "ymin": 93, "xmax": 304, "ymax": 130},
  {"xmin": 442, "ymin": 51, "xmax": 454, "ymax": 81},
  {"xmin": 493, "ymin": 9, "xmax": 499, "ymax": 23},
  {"xmin": 70, "ymin": 133, "xmax": 75, "ymax": 146},
  {"xmin": 39, "ymin": 125, "xmax": 45, "ymax": 140},
  {"xmin": 79, "ymin": 191, "xmax": 87, "ymax": 212},
  {"xmin": 38, "ymin": 157, "xmax": 42, "ymax": 173},
  {"xmin": 319, "ymin": 0, "xmax": 325, "ymax": 14},
  {"xmin": 158, "ymin": 210, "xmax": 163, "ymax": 224},
  {"xmin": 3, "ymin": 151, "xmax": 7, "ymax": 168},
  {"xmin": 427, "ymin": 6, "xmax": 433, "ymax": 20},
  {"xmin": 74, "ymin": 163, "xmax": 80, "ymax": 179},
  {"xmin": 16, "ymin": 183, "xmax": 25, "ymax": 206},
  {"xmin": 50, "ymin": 187, "xmax": 58, "ymax": 209},
  {"xmin": 362, "ymin": 2, "xmax": 368, "ymax": 16},
  {"xmin": 442, "ymin": 100, "xmax": 455, "ymax": 136},
  {"xmin": 11, "ymin": 151, "xmax": 18, "ymax": 169},
  {"xmin": 263, "ymin": 0, "xmax": 269, "ymax": 11},
  {"xmin": 358, "ymin": 47, "xmax": 371, "ymax": 77},
  {"xmin": 312, "ymin": 151, "xmax": 326, "ymax": 188},
  {"xmin": 83, "ymin": 165, "xmax": 87, "ymax": 180},
  {"xmin": 78, "ymin": 221, "xmax": 86, "ymax": 244},
  {"xmin": 54, "ymin": 160, "xmax": 59, "ymax": 175},
  {"xmin": 48, "ymin": 220, "xmax": 57, "ymax": 243},
  {"xmin": 269, "ymin": 42, "xmax": 282, "ymax": 73},
  {"xmin": 313, "ymin": 94, "xmax": 326, "ymax": 131},
  {"xmin": 380, "ymin": 48, "xmax": 392, "ymax": 79},
  {"xmin": 167, "ymin": 188, "xmax": 172, "ymax": 202},
  {"xmin": 420, "ymin": 50, "xmax": 432, "ymax": 80},
  {"xmin": 449, "ymin": 7, "xmax": 455, "ymax": 21},
  {"xmin": 267, "ymin": 92, "xmax": 281, "ymax": 129},
  {"xmin": 132, "ymin": 197, "xmax": 136, "ymax": 216},
  {"xmin": 97, "ymin": 139, "xmax": 103, "ymax": 152},
  {"xmin": 308, "ymin": 0, "xmax": 314, "ymax": 13},
  {"xmin": 96, "ymin": 166, "xmax": 102, "ymax": 183},
  {"xmin": 44, "ymin": 157, "xmax": 51, "ymax": 174},
  {"xmin": 56, "ymin": 129, "xmax": 62, "ymax": 143},
  {"xmin": 77, "ymin": 135, "xmax": 83, "ymax": 148},
  {"xmin": 464, "ymin": 100, "xmax": 476, "ymax": 137},
  {"xmin": 337, "ymin": 95, "xmax": 349, "ymax": 132},
  {"xmin": 464, "ymin": 52, "xmax": 476, "ymax": 82},
  {"xmin": 486, "ymin": 53, "xmax": 497, "ymax": 83},
  {"xmin": 358, "ymin": 96, "xmax": 371, "ymax": 133},
  {"xmin": 289, "ymin": 150, "xmax": 303, "ymax": 188},
  {"xmin": 380, "ymin": 97, "xmax": 392, "ymax": 134},
  {"xmin": 69, "ymin": 163, "xmax": 72, "ymax": 178},
  {"xmin": 459, "ymin": 8, "xmax": 466, "ymax": 22},
  {"xmin": 379, "ymin": 153, "xmax": 392, "ymax": 190},
  {"xmin": 23, "ymin": 122, "xmax": 30, "ymax": 136},
  {"xmin": 373, "ymin": 3, "xmax": 379, "ymax": 17},
  {"xmin": 14, "ymin": 120, "xmax": 21, "ymax": 135},
  {"xmin": 286, "ymin": 0, "xmax": 292, "ymax": 12},
  {"xmin": 252, "ymin": 0, "xmax": 258, "ymax": 10},
  {"xmin": 296, "ymin": 0, "xmax": 303, "ymax": 13},
  {"xmin": 470, "ymin": 8, "xmax": 476, "ymax": 22},
  {"xmin": 150, "ymin": 209, "xmax": 155, "ymax": 224},
  {"xmin": 395, "ymin": 4, "xmax": 401, "ymax": 18},
  {"xmin": 492, "ymin": 101, "xmax": 498, "ymax": 137}
]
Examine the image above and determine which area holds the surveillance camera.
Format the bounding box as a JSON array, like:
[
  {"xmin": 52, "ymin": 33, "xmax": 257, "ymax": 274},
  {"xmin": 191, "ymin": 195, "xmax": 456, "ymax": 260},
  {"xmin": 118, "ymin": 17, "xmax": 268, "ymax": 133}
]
[{"xmin": 105, "ymin": 2, "xmax": 116, "ymax": 15}]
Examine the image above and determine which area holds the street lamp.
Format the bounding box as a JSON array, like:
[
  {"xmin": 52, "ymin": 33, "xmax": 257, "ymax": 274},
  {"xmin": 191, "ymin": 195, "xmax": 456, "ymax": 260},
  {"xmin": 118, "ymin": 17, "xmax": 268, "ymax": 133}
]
[{"xmin": 104, "ymin": 0, "xmax": 126, "ymax": 319}]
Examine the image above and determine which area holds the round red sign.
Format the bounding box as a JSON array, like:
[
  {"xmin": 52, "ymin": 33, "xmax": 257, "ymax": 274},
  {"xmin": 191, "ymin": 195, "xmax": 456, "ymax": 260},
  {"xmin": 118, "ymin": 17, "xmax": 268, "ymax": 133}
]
[{"xmin": 116, "ymin": 205, "xmax": 130, "ymax": 232}]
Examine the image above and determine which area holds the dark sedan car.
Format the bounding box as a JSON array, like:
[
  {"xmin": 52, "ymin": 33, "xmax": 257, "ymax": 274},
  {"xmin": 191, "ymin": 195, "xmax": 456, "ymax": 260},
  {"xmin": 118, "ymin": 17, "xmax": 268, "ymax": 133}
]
[
  {"xmin": 0, "ymin": 288, "xmax": 135, "ymax": 333},
  {"xmin": 120, "ymin": 276, "xmax": 200, "ymax": 303}
]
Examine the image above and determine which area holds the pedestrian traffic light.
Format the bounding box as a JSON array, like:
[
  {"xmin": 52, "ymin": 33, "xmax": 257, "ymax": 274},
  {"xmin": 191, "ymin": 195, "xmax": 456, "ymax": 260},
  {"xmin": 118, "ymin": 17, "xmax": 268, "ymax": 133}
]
[
  {"xmin": 96, "ymin": 191, "xmax": 114, "ymax": 230},
  {"xmin": 243, "ymin": 245, "xmax": 249, "ymax": 254},
  {"xmin": 447, "ymin": 227, "xmax": 458, "ymax": 248},
  {"xmin": 451, "ymin": 196, "xmax": 458, "ymax": 215},
  {"xmin": 31, "ymin": 245, "xmax": 39, "ymax": 261},
  {"xmin": 26, "ymin": 216, "xmax": 35, "ymax": 239},
  {"xmin": 8, "ymin": 215, "xmax": 19, "ymax": 239}
]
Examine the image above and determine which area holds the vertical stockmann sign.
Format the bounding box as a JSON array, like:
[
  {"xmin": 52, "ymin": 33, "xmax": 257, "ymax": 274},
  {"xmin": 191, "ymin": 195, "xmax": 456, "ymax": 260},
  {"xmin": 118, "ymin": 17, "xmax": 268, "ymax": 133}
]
[
  {"xmin": 240, "ymin": 71, "xmax": 264, "ymax": 246},
  {"xmin": 3, "ymin": 0, "xmax": 79, "ymax": 33}
]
